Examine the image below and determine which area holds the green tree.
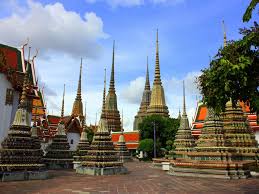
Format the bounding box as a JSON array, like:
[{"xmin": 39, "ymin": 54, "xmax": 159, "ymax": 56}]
[
  {"xmin": 138, "ymin": 138, "xmax": 154, "ymax": 158},
  {"xmin": 198, "ymin": 1, "xmax": 259, "ymax": 118},
  {"xmin": 138, "ymin": 115, "xmax": 179, "ymax": 156}
]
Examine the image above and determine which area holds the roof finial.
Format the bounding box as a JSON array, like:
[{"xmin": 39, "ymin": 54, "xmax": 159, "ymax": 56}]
[
  {"xmin": 145, "ymin": 56, "xmax": 150, "ymax": 90},
  {"xmin": 109, "ymin": 41, "xmax": 115, "ymax": 91},
  {"xmin": 222, "ymin": 20, "xmax": 227, "ymax": 47},
  {"xmin": 101, "ymin": 68, "xmax": 107, "ymax": 118},
  {"xmin": 61, "ymin": 84, "xmax": 65, "ymax": 118},
  {"xmin": 154, "ymin": 29, "xmax": 161, "ymax": 85}
]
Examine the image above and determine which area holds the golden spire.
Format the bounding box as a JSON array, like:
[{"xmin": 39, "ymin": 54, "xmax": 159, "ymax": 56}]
[
  {"xmin": 71, "ymin": 58, "xmax": 83, "ymax": 117},
  {"xmin": 222, "ymin": 20, "xmax": 227, "ymax": 47},
  {"xmin": 101, "ymin": 68, "xmax": 106, "ymax": 118},
  {"xmin": 76, "ymin": 58, "xmax": 83, "ymax": 100},
  {"xmin": 61, "ymin": 84, "xmax": 65, "ymax": 118},
  {"xmin": 145, "ymin": 56, "xmax": 150, "ymax": 90},
  {"xmin": 109, "ymin": 41, "xmax": 115, "ymax": 92},
  {"xmin": 154, "ymin": 29, "xmax": 161, "ymax": 85}
]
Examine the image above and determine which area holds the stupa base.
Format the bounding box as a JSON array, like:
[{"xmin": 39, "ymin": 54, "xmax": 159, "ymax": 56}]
[
  {"xmin": 119, "ymin": 157, "xmax": 133, "ymax": 163},
  {"xmin": 76, "ymin": 166, "xmax": 128, "ymax": 175},
  {"xmin": 73, "ymin": 161, "xmax": 82, "ymax": 169},
  {"xmin": 44, "ymin": 159, "xmax": 73, "ymax": 170},
  {"xmin": 0, "ymin": 170, "xmax": 48, "ymax": 182},
  {"xmin": 168, "ymin": 160, "xmax": 254, "ymax": 179}
]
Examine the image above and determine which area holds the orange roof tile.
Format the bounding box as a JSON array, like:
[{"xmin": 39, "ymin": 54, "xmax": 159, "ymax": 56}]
[{"xmin": 112, "ymin": 132, "xmax": 139, "ymax": 143}]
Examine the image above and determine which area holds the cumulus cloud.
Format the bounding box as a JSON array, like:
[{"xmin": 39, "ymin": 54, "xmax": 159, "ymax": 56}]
[
  {"xmin": 0, "ymin": 0, "xmax": 108, "ymax": 58},
  {"xmin": 120, "ymin": 76, "xmax": 145, "ymax": 104},
  {"xmin": 85, "ymin": 0, "xmax": 184, "ymax": 8}
]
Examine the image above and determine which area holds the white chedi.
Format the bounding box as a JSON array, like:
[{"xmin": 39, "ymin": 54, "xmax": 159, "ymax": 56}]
[{"xmin": 56, "ymin": 122, "xmax": 66, "ymax": 136}]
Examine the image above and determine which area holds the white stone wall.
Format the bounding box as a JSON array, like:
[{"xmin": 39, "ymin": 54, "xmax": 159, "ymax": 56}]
[
  {"xmin": 67, "ymin": 132, "xmax": 80, "ymax": 151},
  {"xmin": 255, "ymin": 131, "xmax": 259, "ymax": 147},
  {"xmin": 0, "ymin": 74, "xmax": 14, "ymax": 147}
]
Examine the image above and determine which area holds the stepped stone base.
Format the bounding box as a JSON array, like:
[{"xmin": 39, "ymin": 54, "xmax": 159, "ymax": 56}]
[
  {"xmin": 73, "ymin": 161, "xmax": 81, "ymax": 169},
  {"xmin": 168, "ymin": 160, "xmax": 254, "ymax": 179},
  {"xmin": 0, "ymin": 170, "xmax": 48, "ymax": 182},
  {"xmin": 119, "ymin": 157, "xmax": 133, "ymax": 163},
  {"xmin": 44, "ymin": 159, "xmax": 73, "ymax": 170},
  {"xmin": 76, "ymin": 166, "xmax": 128, "ymax": 176}
]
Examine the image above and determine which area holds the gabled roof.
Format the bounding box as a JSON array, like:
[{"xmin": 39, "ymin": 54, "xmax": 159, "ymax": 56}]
[{"xmin": 0, "ymin": 43, "xmax": 37, "ymax": 90}]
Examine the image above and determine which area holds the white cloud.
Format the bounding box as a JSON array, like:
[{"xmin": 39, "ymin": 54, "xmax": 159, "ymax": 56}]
[
  {"xmin": 0, "ymin": 0, "xmax": 108, "ymax": 58},
  {"xmin": 120, "ymin": 76, "xmax": 145, "ymax": 104},
  {"xmin": 85, "ymin": 0, "xmax": 184, "ymax": 8}
]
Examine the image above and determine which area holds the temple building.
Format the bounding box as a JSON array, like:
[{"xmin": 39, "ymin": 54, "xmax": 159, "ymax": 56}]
[
  {"xmin": 0, "ymin": 62, "xmax": 48, "ymax": 181},
  {"xmin": 133, "ymin": 57, "xmax": 151, "ymax": 131},
  {"xmin": 147, "ymin": 30, "xmax": 169, "ymax": 117},
  {"xmin": 0, "ymin": 43, "xmax": 39, "ymax": 147},
  {"xmin": 105, "ymin": 42, "xmax": 122, "ymax": 132}
]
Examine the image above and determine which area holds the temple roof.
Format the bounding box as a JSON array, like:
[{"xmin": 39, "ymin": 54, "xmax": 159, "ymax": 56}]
[{"xmin": 0, "ymin": 43, "xmax": 37, "ymax": 91}]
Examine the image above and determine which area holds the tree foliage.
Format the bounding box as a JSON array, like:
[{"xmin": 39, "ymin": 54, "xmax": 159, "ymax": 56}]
[
  {"xmin": 243, "ymin": 0, "xmax": 259, "ymax": 22},
  {"xmin": 138, "ymin": 115, "xmax": 179, "ymax": 156},
  {"xmin": 198, "ymin": 1, "xmax": 259, "ymax": 116},
  {"xmin": 138, "ymin": 138, "xmax": 154, "ymax": 158}
]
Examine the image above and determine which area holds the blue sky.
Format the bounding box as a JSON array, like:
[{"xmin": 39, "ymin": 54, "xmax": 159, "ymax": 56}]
[{"xmin": 0, "ymin": 0, "xmax": 257, "ymax": 130}]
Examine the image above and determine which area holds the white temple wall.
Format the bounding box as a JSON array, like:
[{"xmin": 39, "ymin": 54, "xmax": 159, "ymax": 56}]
[
  {"xmin": 0, "ymin": 74, "xmax": 14, "ymax": 147},
  {"xmin": 255, "ymin": 131, "xmax": 259, "ymax": 147},
  {"xmin": 67, "ymin": 132, "xmax": 80, "ymax": 151}
]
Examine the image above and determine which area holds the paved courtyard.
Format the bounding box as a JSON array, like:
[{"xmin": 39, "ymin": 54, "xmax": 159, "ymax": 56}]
[{"xmin": 1, "ymin": 161, "xmax": 259, "ymax": 194}]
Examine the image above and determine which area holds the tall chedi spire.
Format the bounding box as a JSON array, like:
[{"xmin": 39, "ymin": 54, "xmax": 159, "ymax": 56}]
[
  {"xmin": 222, "ymin": 20, "xmax": 227, "ymax": 47},
  {"xmin": 101, "ymin": 68, "xmax": 106, "ymax": 118},
  {"xmin": 44, "ymin": 87, "xmax": 73, "ymax": 169},
  {"xmin": 171, "ymin": 81, "xmax": 195, "ymax": 159},
  {"xmin": 72, "ymin": 58, "xmax": 83, "ymax": 120},
  {"xmin": 76, "ymin": 63, "xmax": 127, "ymax": 175},
  {"xmin": 147, "ymin": 29, "xmax": 169, "ymax": 117},
  {"xmin": 105, "ymin": 41, "xmax": 121, "ymax": 132},
  {"xmin": 133, "ymin": 56, "xmax": 152, "ymax": 130},
  {"xmin": 0, "ymin": 46, "xmax": 48, "ymax": 181},
  {"xmin": 73, "ymin": 101, "xmax": 90, "ymax": 169},
  {"xmin": 61, "ymin": 84, "xmax": 65, "ymax": 119}
]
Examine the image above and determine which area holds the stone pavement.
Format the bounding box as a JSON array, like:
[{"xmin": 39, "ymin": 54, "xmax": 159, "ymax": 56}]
[{"xmin": 1, "ymin": 161, "xmax": 259, "ymax": 194}]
